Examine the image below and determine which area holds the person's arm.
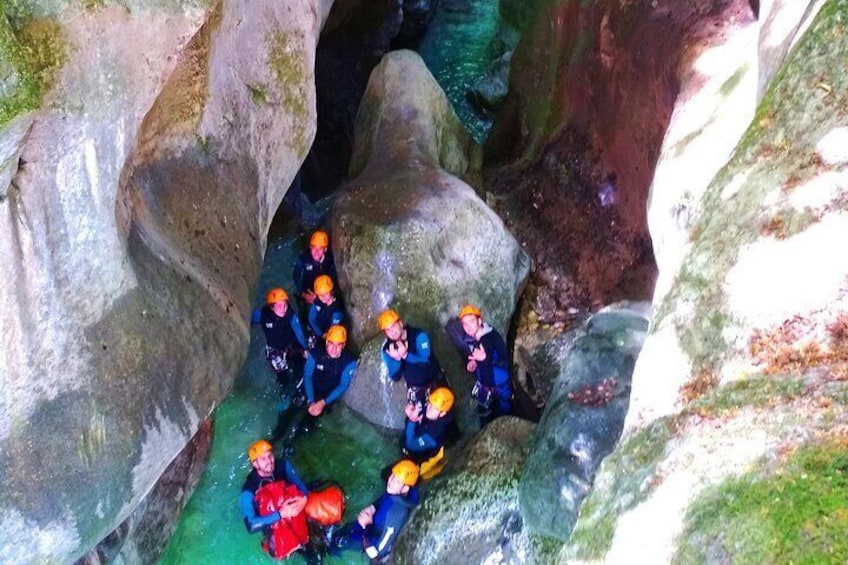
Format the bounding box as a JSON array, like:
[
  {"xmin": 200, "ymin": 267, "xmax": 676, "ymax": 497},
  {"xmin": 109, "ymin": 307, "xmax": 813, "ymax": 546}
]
[
  {"xmin": 405, "ymin": 420, "xmax": 438, "ymax": 453},
  {"xmin": 405, "ymin": 331, "xmax": 431, "ymax": 364},
  {"xmin": 365, "ymin": 504, "xmax": 408, "ymax": 559},
  {"xmin": 303, "ymin": 355, "xmax": 316, "ymax": 403},
  {"xmin": 324, "ymin": 360, "xmax": 355, "ymax": 405},
  {"xmin": 290, "ymin": 310, "xmax": 308, "ymax": 350},
  {"xmin": 330, "ymin": 309, "xmax": 344, "ymax": 326},
  {"xmin": 382, "ymin": 348, "xmax": 402, "ymax": 381},
  {"xmin": 283, "ymin": 459, "xmax": 308, "ymax": 494},
  {"xmin": 239, "ymin": 490, "xmax": 280, "ymax": 533},
  {"xmin": 307, "ymin": 304, "xmax": 322, "ymax": 336}
]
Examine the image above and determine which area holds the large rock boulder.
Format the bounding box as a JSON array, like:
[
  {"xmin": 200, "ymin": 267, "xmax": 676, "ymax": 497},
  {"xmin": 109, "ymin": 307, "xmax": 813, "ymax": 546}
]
[
  {"xmin": 519, "ymin": 304, "xmax": 649, "ymax": 540},
  {"xmin": 332, "ymin": 50, "xmax": 530, "ymax": 429},
  {"xmin": 393, "ymin": 417, "xmax": 559, "ymax": 564},
  {"xmin": 567, "ymin": 3, "xmax": 848, "ymax": 562},
  {"xmin": 0, "ymin": 1, "xmax": 332, "ymax": 561}
]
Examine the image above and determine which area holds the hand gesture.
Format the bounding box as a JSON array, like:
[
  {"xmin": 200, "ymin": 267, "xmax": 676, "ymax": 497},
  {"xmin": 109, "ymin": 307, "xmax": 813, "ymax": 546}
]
[
  {"xmin": 394, "ymin": 340, "xmax": 408, "ymax": 359},
  {"xmin": 357, "ymin": 505, "xmax": 376, "ymax": 527},
  {"xmin": 405, "ymin": 403, "xmax": 422, "ymax": 422},
  {"xmin": 466, "ymin": 359, "xmax": 477, "ymax": 373},
  {"xmin": 279, "ymin": 494, "xmax": 307, "ymax": 518},
  {"xmin": 470, "ymin": 345, "xmax": 487, "ymax": 362},
  {"xmin": 308, "ymin": 399, "xmax": 327, "ymax": 416}
]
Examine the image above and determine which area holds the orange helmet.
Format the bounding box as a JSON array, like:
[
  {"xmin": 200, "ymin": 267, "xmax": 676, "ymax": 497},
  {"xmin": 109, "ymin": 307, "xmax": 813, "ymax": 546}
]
[
  {"xmin": 310, "ymin": 230, "xmax": 329, "ymax": 248},
  {"xmin": 266, "ymin": 288, "xmax": 288, "ymax": 305},
  {"xmin": 325, "ymin": 325, "xmax": 347, "ymax": 345},
  {"xmin": 378, "ymin": 309, "xmax": 401, "ymax": 331},
  {"xmin": 391, "ymin": 459, "xmax": 420, "ymax": 486},
  {"xmin": 248, "ymin": 439, "xmax": 272, "ymax": 462},
  {"xmin": 428, "ymin": 388, "xmax": 455, "ymax": 412},
  {"xmin": 314, "ymin": 275, "xmax": 334, "ymax": 295},
  {"xmin": 459, "ymin": 304, "xmax": 482, "ymax": 320}
]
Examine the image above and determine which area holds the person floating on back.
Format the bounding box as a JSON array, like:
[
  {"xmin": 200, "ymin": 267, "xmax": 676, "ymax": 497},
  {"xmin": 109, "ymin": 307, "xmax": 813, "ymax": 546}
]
[
  {"xmin": 260, "ymin": 288, "xmax": 309, "ymax": 397},
  {"xmin": 402, "ymin": 387, "xmax": 455, "ymax": 480},
  {"xmin": 328, "ymin": 460, "xmax": 420, "ymax": 562},
  {"xmin": 307, "ymin": 275, "xmax": 344, "ymax": 348},
  {"xmin": 458, "ymin": 305, "xmax": 513, "ymax": 426},
  {"xmin": 293, "ymin": 230, "xmax": 338, "ymax": 306},
  {"xmin": 378, "ymin": 308, "xmax": 443, "ymax": 414},
  {"xmin": 303, "ymin": 325, "xmax": 356, "ymax": 418}
]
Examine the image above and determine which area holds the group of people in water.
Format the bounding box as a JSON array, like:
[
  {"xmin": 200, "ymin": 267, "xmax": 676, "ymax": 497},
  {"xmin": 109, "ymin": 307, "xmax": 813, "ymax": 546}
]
[{"xmin": 241, "ymin": 229, "xmax": 515, "ymax": 562}]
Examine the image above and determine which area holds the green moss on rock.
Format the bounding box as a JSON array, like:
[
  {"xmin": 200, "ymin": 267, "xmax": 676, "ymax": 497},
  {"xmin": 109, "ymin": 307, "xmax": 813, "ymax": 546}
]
[
  {"xmin": 688, "ymin": 374, "xmax": 806, "ymax": 417},
  {"xmin": 674, "ymin": 442, "xmax": 848, "ymax": 564},
  {"xmin": 267, "ymin": 29, "xmax": 309, "ymax": 156}
]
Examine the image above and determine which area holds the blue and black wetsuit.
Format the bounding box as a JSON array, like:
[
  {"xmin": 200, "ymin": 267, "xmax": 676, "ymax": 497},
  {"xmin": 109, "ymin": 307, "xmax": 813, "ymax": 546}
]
[
  {"xmin": 239, "ymin": 461, "xmax": 308, "ymax": 533},
  {"xmin": 307, "ymin": 298, "xmax": 344, "ymax": 344},
  {"xmin": 382, "ymin": 326, "xmax": 442, "ymax": 405},
  {"xmin": 293, "ymin": 249, "xmax": 338, "ymax": 297},
  {"xmin": 260, "ymin": 304, "xmax": 308, "ymax": 381},
  {"xmin": 403, "ymin": 413, "xmax": 453, "ymax": 462},
  {"xmin": 303, "ymin": 346, "xmax": 356, "ymax": 407},
  {"xmin": 470, "ymin": 325, "xmax": 513, "ymax": 424},
  {"xmin": 335, "ymin": 488, "xmax": 419, "ymax": 561}
]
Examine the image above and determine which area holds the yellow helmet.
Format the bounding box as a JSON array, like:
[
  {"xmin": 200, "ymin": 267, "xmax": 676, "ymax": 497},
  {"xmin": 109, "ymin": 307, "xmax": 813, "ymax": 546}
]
[
  {"xmin": 266, "ymin": 288, "xmax": 288, "ymax": 305},
  {"xmin": 310, "ymin": 230, "xmax": 329, "ymax": 248},
  {"xmin": 378, "ymin": 309, "xmax": 401, "ymax": 331},
  {"xmin": 428, "ymin": 387, "xmax": 455, "ymax": 413},
  {"xmin": 248, "ymin": 439, "xmax": 272, "ymax": 462},
  {"xmin": 391, "ymin": 459, "xmax": 420, "ymax": 486},
  {"xmin": 325, "ymin": 325, "xmax": 347, "ymax": 345},
  {"xmin": 314, "ymin": 275, "xmax": 334, "ymax": 295},
  {"xmin": 459, "ymin": 304, "xmax": 482, "ymax": 320}
]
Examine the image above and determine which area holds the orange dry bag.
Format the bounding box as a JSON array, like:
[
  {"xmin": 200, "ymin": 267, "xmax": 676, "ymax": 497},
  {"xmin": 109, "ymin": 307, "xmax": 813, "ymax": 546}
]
[{"xmin": 304, "ymin": 484, "xmax": 345, "ymax": 526}]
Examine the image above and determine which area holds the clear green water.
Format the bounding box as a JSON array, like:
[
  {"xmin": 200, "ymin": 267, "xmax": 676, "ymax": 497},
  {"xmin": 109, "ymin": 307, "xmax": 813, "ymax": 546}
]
[
  {"xmin": 418, "ymin": 0, "xmax": 502, "ymax": 144},
  {"xmin": 159, "ymin": 234, "xmax": 397, "ymax": 565}
]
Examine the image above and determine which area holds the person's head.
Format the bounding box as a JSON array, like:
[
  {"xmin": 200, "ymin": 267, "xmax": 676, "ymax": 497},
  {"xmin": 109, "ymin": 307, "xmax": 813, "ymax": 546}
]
[
  {"xmin": 313, "ymin": 275, "xmax": 334, "ymax": 303},
  {"xmin": 325, "ymin": 325, "xmax": 347, "ymax": 358},
  {"xmin": 310, "ymin": 230, "xmax": 329, "ymax": 262},
  {"xmin": 459, "ymin": 304, "xmax": 483, "ymax": 337},
  {"xmin": 378, "ymin": 309, "xmax": 403, "ymax": 341},
  {"xmin": 426, "ymin": 387, "xmax": 454, "ymax": 420},
  {"xmin": 266, "ymin": 288, "xmax": 289, "ymax": 317},
  {"xmin": 388, "ymin": 459, "xmax": 419, "ymax": 494},
  {"xmin": 248, "ymin": 439, "xmax": 275, "ymax": 477}
]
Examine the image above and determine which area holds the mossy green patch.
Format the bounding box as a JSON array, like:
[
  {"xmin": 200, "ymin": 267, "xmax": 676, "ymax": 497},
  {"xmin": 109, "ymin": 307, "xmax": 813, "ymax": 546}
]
[
  {"xmin": 247, "ymin": 83, "xmax": 266, "ymax": 105},
  {"xmin": 567, "ymin": 417, "xmax": 678, "ymax": 559},
  {"xmin": 688, "ymin": 374, "xmax": 806, "ymax": 417},
  {"xmin": 674, "ymin": 442, "xmax": 848, "ymax": 564},
  {"xmin": 719, "ymin": 64, "xmax": 748, "ymax": 97},
  {"xmin": 0, "ymin": 13, "xmax": 67, "ymax": 126},
  {"xmin": 267, "ymin": 29, "xmax": 309, "ymax": 156}
]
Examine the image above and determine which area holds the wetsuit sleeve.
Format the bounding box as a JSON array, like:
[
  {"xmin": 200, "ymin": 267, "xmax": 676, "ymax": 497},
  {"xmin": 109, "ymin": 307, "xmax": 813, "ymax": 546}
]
[
  {"xmin": 330, "ymin": 309, "xmax": 344, "ymax": 326},
  {"xmin": 283, "ymin": 459, "xmax": 308, "ymax": 494},
  {"xmin": 365, "ymin": 502, "xmax": 409, "ymax": 559},
  {"xmin": 405, "ymin": 331, "xmax": 431, "ymax": 364},
  {"xmin": 303, "ymin": 355, "xmax": 316, "ymax": 403},
  {"xmin": 239, "ymin": 490, "xmax": 280, "ymax": 533},
  {"xmin": 307, "ymin": 304, "xmax": 322, "ymax": 336},
  {"xmin": 293, "ymin": 256, "xmax": 306, "ymax": 293},
  {"xmin": 382, "ymin": 348, "xmax": 402, "ymax": 381},
  {"xmin": 405, "ymin": 420, "xmax": 437, "ymax": 452},
  {"xmin": 290, "ymin": 310, "xmax": 308, "ymax": 350},
  {"xmin": 324, "ymin": 360, "xmax": 355, "ymax": 405}
]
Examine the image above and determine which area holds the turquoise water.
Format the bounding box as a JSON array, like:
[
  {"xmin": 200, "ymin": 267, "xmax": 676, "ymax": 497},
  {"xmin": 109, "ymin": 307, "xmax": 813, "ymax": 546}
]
[
  {"xmin": 159, "ymin": 233, "xmax": 397, "ymax": 565},
  {"xmin": 418, "ymin": 0, "xmax": 502, "ymax": 144}
]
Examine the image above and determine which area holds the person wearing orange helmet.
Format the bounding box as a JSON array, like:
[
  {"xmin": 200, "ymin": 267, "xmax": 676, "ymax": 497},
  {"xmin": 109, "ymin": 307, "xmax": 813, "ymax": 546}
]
[
  {"xmin": 293, "ymin": 230, "xmax": 338, "ymax": 305},
  {"xmin": 259, "ymin": 288, "xmax": 308, "ymax": 389},
  {"xmin": 378, "ymin": 308, "xmax": 443, "ymax": 413},
  {"xmin": 239, "ymin": 439, "xmax": 309, "ymax": 534},
  {"xmin": 327, "ymin": 460, "xmax": 420, "ymax": 561},
  {"xmin": 307, "ymin": 275, "xmax": 345, "ymax": 348},
  {"xmin": 302, "ymin": 325, "xmax": 356, "ymax": 417},
  {"xmin": 402, "ymin": 387, "xmax": 456, "ymax": 480},
  {"xmin": 458, "ymin": 305, "xmax": 513, "ymax": 426}
]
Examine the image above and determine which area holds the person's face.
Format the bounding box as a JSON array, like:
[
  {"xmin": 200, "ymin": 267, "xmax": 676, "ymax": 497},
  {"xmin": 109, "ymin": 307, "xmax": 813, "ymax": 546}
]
[
  {"xmin": 461, "ymin": 314, "xmax": 481, "ymax": 337},
  {"xmin": 272, "ymin": 300, "xmax": 287, "ymax": 317},
  {"xmin": 318, "ymin": 292, "xmax": 333, "ymax": 304},
  {"xmin": 425, "ymin": 403, "xmax": 442, "ymax": 420},
  {"xmin": 386, "ymin": 473, "xmax": 409, "ymax": 495},
  {"xmin": 383, "ymin": 320, "xmax": 403, "ymax": 341},
  {"xmin": 326, "ymin": 340, "xmax": 344, "ymax": 358},
  {"xmin": 310, "ymin": 244, "xmax": 326, "ymax": 262},
  {"xmin": 252, "ymin": 451, "xmax": 275, "ymax": 477}
]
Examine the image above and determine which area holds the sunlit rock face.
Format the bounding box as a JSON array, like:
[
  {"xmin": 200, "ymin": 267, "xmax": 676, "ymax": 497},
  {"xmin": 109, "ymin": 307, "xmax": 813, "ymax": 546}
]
[
  {"xmin": 393, "ymin": 417, "xmax": 559, "ymax": 564},
  {"xmin": 567, "ymin": 3, "xmax": 848, "ymax": 563},
  {"xmin": 519, "ymin": 304, "xmax": 649, "ymax": 541},
  {"xmin": 332, "ymin": 50, "xmax": 529, "ymax": 430},
  {"xmin": 0, "ymin": 1, "xmax": 331, "ymax": 561}
]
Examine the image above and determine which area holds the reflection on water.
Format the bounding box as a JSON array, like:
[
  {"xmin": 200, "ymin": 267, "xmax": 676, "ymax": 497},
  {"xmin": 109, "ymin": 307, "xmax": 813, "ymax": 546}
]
[
  {"xmin": 418, "ymin": 0, "xmax": 502, "ymax": 144},
  {"xmin": 160, "ymin": 235, "xmax": 396, "ymax": 565}
]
